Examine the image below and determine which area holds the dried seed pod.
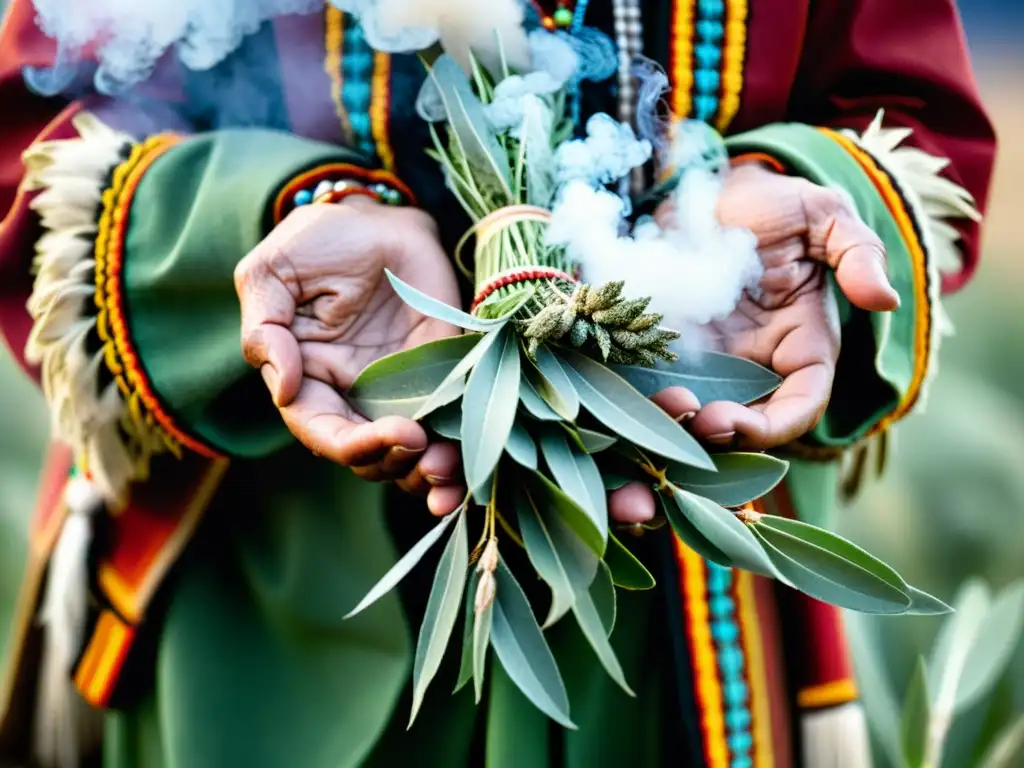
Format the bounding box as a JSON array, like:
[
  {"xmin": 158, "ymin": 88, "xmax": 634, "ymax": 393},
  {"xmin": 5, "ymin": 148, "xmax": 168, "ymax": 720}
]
[
  {"xmin": 475, "ymin": 570, "xmax": 497, "ymax": 615},
  {"xmin": 585, "ymin": 281, "xmax": 624, "ymax": 314},
  {"xmin": 571, "ymin": 284, "xmax": 590, "ymax": 314},
  {"xmin": 593, "ymin": 325, "xmax": 612, "ymax": 360},
  {"xmin": 611, "ymin": 329, "xmax": 642, "ymax": 350},
  {"xmin": 570, "ymin": 318, "xmax": 591, "ymax": 347},
  {"xmin": 524, "ymin": 304, "xmax": 565, "ymax": 340},
  {"xmin": 627, "ymin": 313, "xmax": 662, "ymax": 333},
  {"xmin": 554, "ymin": 305, "xmax": 576, "ymax": 338},
  {"xmin": 593, "ymin": 297, "xmax": 651, "ymax": 327},
  {"xmin": 478, "ymin": 537, "xmax": 499, "ymax": 575}
]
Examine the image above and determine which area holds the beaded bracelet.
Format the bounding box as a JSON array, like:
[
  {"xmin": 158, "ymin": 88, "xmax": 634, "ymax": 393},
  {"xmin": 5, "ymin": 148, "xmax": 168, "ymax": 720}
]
[
  {"xmin": 273, "ymin": 163, "xmax": 416, "ymax": 224},
  {"xmin": 296, "ymin": 178, "xmax": 406, "ymax": 207}
]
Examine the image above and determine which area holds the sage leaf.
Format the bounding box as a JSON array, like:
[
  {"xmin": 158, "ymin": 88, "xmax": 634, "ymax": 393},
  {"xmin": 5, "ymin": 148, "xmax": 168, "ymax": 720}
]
[
  {"xmin": 756, "ymin": 516, "xmax": 909, "ymax": 596},
  {"xmin": 663, "ymin": 492, "xmax": 733, "ymax": 570},
  {"xmin": 520, "ymin": 375, "xmax": 563, "ymax": 422},
  {"xmin": 955, "ymin": 581, "xmax": 1024, "ymax": 712},
  {"xmin": 665, "ymin": 453, "xmax": 789, "ymax": 508},
  {"xmin": 410, "ymin": 510, "xmax": 469, "ymax": 725},
  {"xmin": 428, "ymin": 402, "xmax": 463, "ymax": 440},
  {"xmin": 473, "ymin": 591, "xmax": 494, "ymax": 703},
  {"xmin": 904, "ymin": 587, "xmax": 953, "ymax": 616},
  {"xmin": 455, "ymin": 571, "xmax": 478, "ymax": 693},
  {"xmin": 517, "ymin": 485, "xmax": 600, "ymax": 627},
  {"xmin": 462, "ymin": 326, "xmax": 521, "ymax": 497},
  {"xmin": 601, "ymin": 471, "xmax": 634, "ymax": 492},
  {"xmin": 490, "ymin": 558, "xmax": 575, "ymax": 729},
  {"xmin": 978, "ymin": 713, "xmax": 1024, "ymax": 768},
  {"xmin": 592, "ymin": 562, "xmax": 617, "ymax": 635},
  {"xmin": 901, "ymin": 657, "xmax": 931, "ymax": 768},
  {"xmin": 414, "ymin": 328, "xmax": 504, "ymax": 420},
  {"xmin": 348, "ymin": 334, "xmax": 481, "ymax": 419},
  {"xmin": 506, "ymin": 420, "xmax": 539, "ymax": 470},
  {"xmin": 476, "ymin": 287, "xmax": 531, "ymax": 320},
  {"xmin": 533, "ymin": 344, "xmax": 580, "ymax": 421},
  {"xmin": 928, "ymin": 579, "xmax": 990, "ymax": 715},
  {"xmin": 559, "ymin": 350, "xmax": 714, "ymax": 470},
  {"xmin": 386, "ymin": 269, "xmax": 510, "ymax": 332},
  {"xmin": 672, "ymin": 489, "xmax": 775, "ymax": 576},
  {"xmin": 752, "ymin": 525, "xmax": 912, "ymax": 614},
  {"xmin": 539, "ymin": 430, "xmax": 608, "ymax": 545},
  {"xmin": 605, "ymin": 534, "xmax": 656, "ymax": 591},
  {"xmin": 528, "ymin": 471, "xmax": 605, "ymax": 557},
  {"xmin": 572, "ymin": 562, "xmax": 633, "ymax": 696},
  {"xmin": 346, "ymin": 511, "xmax": 460, "ymax": 619},
  {"xmin": 571, "ymin": 427, "xmax": 618, "ymax": 454},
  {"xmin": 611, "ymin": 352, "xmax": 780, "ymax": 405}
]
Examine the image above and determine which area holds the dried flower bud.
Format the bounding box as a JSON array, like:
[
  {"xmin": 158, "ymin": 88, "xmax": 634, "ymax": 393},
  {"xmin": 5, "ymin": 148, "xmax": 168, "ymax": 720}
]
[
  {"xmin": 554, "ymin": 306, "xmax": 576, "ymax": 338},
  {"xmin": 594, "ymin": 297, "xmax": 650, "ymax": 327},
  {"xmin": 586, "ymin": 281, "xmax": 624, "ymax": 314},
  {"xmin": 593, "ymin": 325, "xmax": 612, "ymax": 360},
  {"xmin": 570, "ymin": 284, "xmax": 590, "ymax": 314},
  {"xmin": 570, "ymin": 318, "xmax": 591, "ymax": 347},
  {"xmin": 627, "ymin": 313, "xmax": 662, "ymax": 333},
  {"xmin": 524, "ymin": 304, "xmax": 564, "ymax": 340},
  {"xmin": 478, "ymin": 537, "xmax": 499, "ymax": 575},
  {"xmin": 475, "ymin": 570, "xmax": 497, "ymax": 615}
]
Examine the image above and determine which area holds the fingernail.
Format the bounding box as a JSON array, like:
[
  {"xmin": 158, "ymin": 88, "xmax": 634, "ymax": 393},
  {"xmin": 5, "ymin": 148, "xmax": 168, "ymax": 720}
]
[
  {"xmin": 676, "ymin": 411, "xmax": 697, "ymax": 424},
  {"xmin": 706, "ymin": 431, "xmax": 737, "ymax": 445},
  {"xmin": 425, "ymin": 474, "xmax": 451, "ymax": 486},
  {"xmin": 260, "ymin": 365, "xmax": 279, "ymax": 404},
  {"xmin": 390, "ymin": 446, "xmax": 425, "ymax": 460}
]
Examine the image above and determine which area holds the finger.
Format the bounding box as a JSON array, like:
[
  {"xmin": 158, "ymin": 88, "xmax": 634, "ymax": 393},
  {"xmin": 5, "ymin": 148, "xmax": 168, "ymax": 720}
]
[
  {"xmin": 803, "ymin": 187, "xmax": 900, "ymax": 312},
  {"xmin": 397, "ymin": 442, "xmax": 463, "ymax": 496},
  {"xmin": 650, "ymin": 386, "xmax": 701, "ymax": 421},
  {"xmin": 352, "ymin": 443, "xmax": 427, "ymax": 483},
  {"xmin": 609, "ymin": 482, "xmax": 657, "ymax": 524},
  {"xmin": 689, "ymin": 363, "xmax": 834, "ymax": 449},
  {"xmin": 428, "ymin": 485, "xmax": 467, "ymax": 517},
  {"xmin": 236, "ymin": 251, "xmax": 303, "ymax": 406}
]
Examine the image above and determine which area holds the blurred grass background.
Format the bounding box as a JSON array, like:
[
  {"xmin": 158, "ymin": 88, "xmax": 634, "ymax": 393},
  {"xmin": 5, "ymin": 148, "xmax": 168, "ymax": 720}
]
[{"xmin": 0, "ymin": 1, "xmax": 1021, "ymax": 764}]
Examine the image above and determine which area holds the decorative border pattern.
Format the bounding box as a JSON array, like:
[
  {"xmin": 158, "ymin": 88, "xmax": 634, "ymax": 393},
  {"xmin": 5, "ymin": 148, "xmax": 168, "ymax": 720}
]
[
  {"xmin": 370, "ymin": 52, "xmax": 395, "ymax": 171},
  {"xmin": 272, "ymin": 162, "xmax": 416, "ymax": 223},
  {"xmin": 73, "ymin": 610, "xmax": 135, "ymax": 708},
  {"xmin": 670, "ymin": 0, "xmax": 749, "ymax": 131},
  {"xmin": 94, "ymin": 134, "xmax": 223, "ymax": 461}
]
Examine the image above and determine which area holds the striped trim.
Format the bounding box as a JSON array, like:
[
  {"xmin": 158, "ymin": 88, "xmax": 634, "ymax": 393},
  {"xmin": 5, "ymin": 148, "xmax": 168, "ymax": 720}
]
[
  {"xmin": 95, "ymin": 135, "xmax": 222, "ymax": 461},
  {"xmin": 819, "ymin": 128, "xmax": 931, "ymax": 432},
  {"xmin": 670, "ymin": 0, "xmax": 748, "ymax": 131},
  {"xmin": 324, "ymin": 5, "xmax": 354, "ymax": 145},
  {"xmin": 797, "ymin": 679, "xmax": 859, "ymax": 710},
  {"xmin": 735, "ymin": 569, "xmax": 774, "ymax": 768},
  {"xmin": 73, "ymin": 611, "xmax": 135, "ymax": 708},
  {"xmin": 272, "ymin": 162, "xmax": 415, "ymax": 223},
  {"xmin": 370, "ymin": 52, "xmax": 395, "ymax": 171},
  {"xmin": 675, "ymin": 537, "xmax": 730, "ymax": 768}
]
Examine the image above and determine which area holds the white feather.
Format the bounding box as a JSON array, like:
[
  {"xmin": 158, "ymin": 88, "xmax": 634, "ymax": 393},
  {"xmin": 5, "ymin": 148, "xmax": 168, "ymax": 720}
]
[{"xmin": 801, "ymin": 703, "xmax": 874, "ymax": 768}]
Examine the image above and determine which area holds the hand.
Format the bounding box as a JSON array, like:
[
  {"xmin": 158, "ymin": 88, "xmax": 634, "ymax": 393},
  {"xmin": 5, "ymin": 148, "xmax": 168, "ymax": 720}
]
[
  {"xmin": 657, "ymin": 161, "xmax": 900, "ymax": 450},
  {"xmin": 235, "ymin": 196, "xmax": 693, "ymax": 523}
]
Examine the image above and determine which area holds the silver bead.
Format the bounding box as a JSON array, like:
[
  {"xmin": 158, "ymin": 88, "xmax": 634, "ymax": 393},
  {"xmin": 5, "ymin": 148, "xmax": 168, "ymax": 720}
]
[{"xmin": 313, "ymin": 180, "xmax": 333, "ymax": 200}]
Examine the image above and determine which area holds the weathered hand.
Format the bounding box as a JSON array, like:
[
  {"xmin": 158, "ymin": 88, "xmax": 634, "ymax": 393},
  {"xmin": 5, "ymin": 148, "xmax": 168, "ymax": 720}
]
[
  {"xmin": 659, "ymin": 161, "xmax": 900, "ymax": 450},
  {"xmin": 235, "ymin": 196, "xmax": 467, "ymax": 511}
]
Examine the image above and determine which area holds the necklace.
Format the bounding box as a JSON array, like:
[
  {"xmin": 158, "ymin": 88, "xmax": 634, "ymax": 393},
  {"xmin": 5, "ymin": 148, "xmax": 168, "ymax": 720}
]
[{"xmin": 535, "ymin": 1, "xmax": 579, "ymax": 30}]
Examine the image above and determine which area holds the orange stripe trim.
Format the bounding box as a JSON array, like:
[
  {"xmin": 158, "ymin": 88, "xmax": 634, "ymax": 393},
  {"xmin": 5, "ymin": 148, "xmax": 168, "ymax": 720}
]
[
  {"xmin": 95, "ymin": 135, "xmax": 222, "ymax": 460},
  {"xmin": 731, "ymin": 152, "xmax": 787, "ymax": 174},
  {"xmin": 819, "ymin": 128, "xmax": 931, "ymax": 430},
  {"xmin": 735, "ymin": 570, "xmax": 775, "ymax": 768},
  {"xmin": 370, "ymin": 52, "xmax": 395, "ymax": 172},
  {"xmin": 715, "ymin": 0, "xmax": 748, "ymax": 132},
  {"xmin": 674, "ymin": 537, "xmax": 730, "ymax": 768},
  {"xmin": 797, "ymin": 678, "xmax": 859, "ymax": 710},
  {"xmin": 73, "ymin": 610, "xmax": 135, "ymax": 708},
  {"xmin": 670, "ymin": 1, "xmax": 696, "ymax": 119}
]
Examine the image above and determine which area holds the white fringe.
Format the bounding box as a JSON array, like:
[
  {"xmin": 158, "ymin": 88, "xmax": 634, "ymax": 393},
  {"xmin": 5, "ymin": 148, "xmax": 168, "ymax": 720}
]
[
  {"xmin": 33, "ymin": 477, "xmax": 106, "ymax": 768},
  {"xmin": 802, "ymin": 702, "xmax": 874, "ymax": 768},
  {"xmin": 841, "ymin": 110, "xmax": 982, "ymax": 415},
  {"xmin": 23, "ymin": 113, "xmax": 165, "ymax": 507}
]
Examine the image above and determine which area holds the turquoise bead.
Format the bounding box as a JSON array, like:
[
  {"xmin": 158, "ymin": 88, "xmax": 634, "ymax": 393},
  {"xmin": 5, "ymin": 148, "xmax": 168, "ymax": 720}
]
[
  {"xmin": 699, "ymin": 0, "xmax": 725, "ymax": 18},
  {"xmin": 697, "ymin": 19, "xmax": 725, "ymax": 42},
  {"xmin": 694, "ymin": 95, "xmax": 719, "ymax": 121},
  {"xmin": 709, "ymin": 594, "xmax": 735, "ymax": 617},
  {"xmin": 293, "ymin": 189, "xmax": 313, "ymax": 206},
  {"xmin": 731, "ymin": 755, "xmax": 754, "ymax": 768},
  {"xmin": 726, "ymin": 707, "xmax": 752, "ymax": 732},
  {"xmin": 728, "ymin": 730, "xmax": 754, "ymax": 753},
  {"xmin": 696, "ymin": 43, "xmax": 723, "ymax": 68},
  {"xmin": 711, "ymin": 620, "xmax": 740, "ymax": 644},
  {"xmin": 724, "ymin": 679, "xmax": 749, "ymax": 706},
  {"xmin": 695, "ymin": 68, "xmax": 722, "ymax": 95}
]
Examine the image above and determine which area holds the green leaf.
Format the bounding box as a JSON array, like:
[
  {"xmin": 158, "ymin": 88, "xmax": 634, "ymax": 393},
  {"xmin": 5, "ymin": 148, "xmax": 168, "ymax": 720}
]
[
  {"xmin": 410, "ymin": 510, "xmax": 469, "ymax": 725},
  {"xmin": 605, "ymin": 535, "xmax": 656, "ymax": 591},
  {"xmin": 978, "ymin": 713, "xmax": 1024, "ymax": 768},
  {"xmin": 662, "ymin": 491, "xmax": 733, "ymax": 569},
  {"xmin": 473, "ymin": 588, "xmax": 494, "ymax": 704},
  {"xmin": 904, "ymin": 586, "xmax": 953, "ymax": 616},
  {"xmin": 901, "ymin": 657, "xmax": 931, "ymax": 768},
  {"xmin": 462, "ymin": 327, "xmax": 521, "ymax": 497},
  {"xmin": 532, "ymin": 345, "xmax": 580, "ymax": 421},
  {"xmin": 572, "ymin": 427, "xmax": 618, "ymax": 454},
  {"xmin": 592, "ymin": 562, "xmax": 617, "ymax": 635},
  {"xmin": 346, "ymin": 511, "xmax": 461, "ymax": 619},
  {"xmin": 506, "ymin": 420, "xmax": 538, "ymax": 470},
  {"xmin": 476, "ymin": 287, "xmax": 532, "ymax": 320},
  {"xmin": 611, "ymin": 352, "xmax": 781, "ymax": 405},
  {"xmin": 756, "ymin": 516, "xmax": 909, "ymax": 597},
  {"xmin": 490, "ymin": 558, "xmax": 575, "ymax": 729},
  {"xmin": 571, "ymin": 562, "xmax": 633, "ymax": 696},
  {"xmin": 519, "ymin": 375, "xmax": 563, "ymax": 422},
  {"xmin": 428, "ymin": 402, "xmax": 462, "ymax": 440},
  {"xmin": 517, "ymin": 485, "xmax": 600, "ymax": 627},
  {"xmin": 929, "ymin": 579, "xmax": 991, "ymax": 716},
  {"xmin": 752, "ymin": 525, "xmax": 912, "ymax": 614},
  {"xmin": 455, "ymin": 571, "xmax": 478, "ymax": 693},
  {"xmin": 559, "ymin": 350, "xmax": 714, "ymax": 470},
  {"xmin": 348, "ymin": 334, "xmax": 481, "ymax": 419},
  {"xmin": 846, "ymin": 613, "xmax": 904, "ymax": 768},
  {"xmin": 386, "ymin": 269, "xmax": 510, "ymax": 332},
  {"xmin": 672, "ymin": 489, "xmax": 775, "ymax": 576},
  {"xmin": 414, "ymin": 328, "xmax": 504, "ymax": 420},
  {"xmin": 955, "ymin": 581, "xmax": 1024, "ymax": 713},
  {"xmin": 528, "ymin": 471, "xmax": 606, "ymax": 557},
  {"xmin": 665, "ymin": 453, "xmax": 789, "ymax": 508},
  {"xmin": 539, "ymin": 430, "xmax": 608, "ymax": 546},
  {"xmin": 601, "ymin": 471, "xmax": 635, "ymax": 492}
]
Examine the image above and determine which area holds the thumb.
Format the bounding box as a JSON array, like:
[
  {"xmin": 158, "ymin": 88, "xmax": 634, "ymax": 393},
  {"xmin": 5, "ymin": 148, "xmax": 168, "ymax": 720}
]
[{"xmin": 809, "ymin": 189, "xmax": 901, "ymax": 312}]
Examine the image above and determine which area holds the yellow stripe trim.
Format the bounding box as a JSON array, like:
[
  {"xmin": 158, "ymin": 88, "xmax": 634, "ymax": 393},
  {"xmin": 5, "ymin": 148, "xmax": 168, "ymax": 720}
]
[
  {"xmin": 715, "ymin": 0, "xmax": 749, "ymax": 132},
  {"xmin": 735, "ymin": 570, "xmax": 774, "ymax": 768},
  {"xmin": 324, "ymin": 6, "xmax": 354, "ymax": 145},
  {"xmin": 798, "ymin": 679, "xmax": 859, "ymax": 710},
  {"xmin": 370, "ymin": 52, "xmax": 395, "ymax": 171},
  {"xmin": 670, "ymin": 0, "xmax": 696, "ymax": 119},
  {"xmin": 819, "ymin": 128, "xmax": 931, "ymax": 431},
  {"xmin": 676, "ymin": 538, "xmax": 729, "ymax": 768},
  {"xmin": 85, "ymin": 618, "xmax": 131, "ymax": 705}
]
